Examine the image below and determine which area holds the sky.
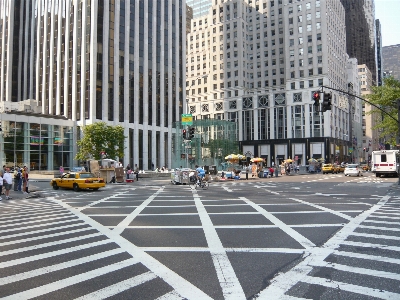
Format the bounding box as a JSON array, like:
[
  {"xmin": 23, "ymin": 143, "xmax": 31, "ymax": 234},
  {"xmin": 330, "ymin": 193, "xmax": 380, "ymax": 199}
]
[{"xmin": 375, "ymin": 0, "xmax": 400, "ymax": 47}]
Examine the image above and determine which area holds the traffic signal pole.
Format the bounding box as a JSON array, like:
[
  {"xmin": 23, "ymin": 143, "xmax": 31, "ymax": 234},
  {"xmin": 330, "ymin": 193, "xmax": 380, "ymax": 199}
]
[{"xmin": 320, "ymin": 85, "xmax": 399, "ymax": 124}]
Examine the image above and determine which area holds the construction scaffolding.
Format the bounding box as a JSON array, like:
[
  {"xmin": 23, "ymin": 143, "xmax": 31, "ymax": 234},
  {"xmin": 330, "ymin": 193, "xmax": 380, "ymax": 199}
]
[{"xmin": 172, "ymin": 119, "xmax": 239, "ymax": 170}]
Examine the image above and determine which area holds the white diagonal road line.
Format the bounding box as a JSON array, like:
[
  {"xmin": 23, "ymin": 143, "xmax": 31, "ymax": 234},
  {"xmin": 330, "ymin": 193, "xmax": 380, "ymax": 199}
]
[
  {"xmin": 49, "ymin": 196, "xmax": 213, "ymax": 299},
  {"xmin": 239, "ymin": 197, "xmax": 315, "ymax": 249},
  {"xmin": 193, "ymin": 190, "xmax": 246, "ymax": 299},
  {"xmin": 256, "ymin": 195, "xmax": 391, "ymax": 299}
]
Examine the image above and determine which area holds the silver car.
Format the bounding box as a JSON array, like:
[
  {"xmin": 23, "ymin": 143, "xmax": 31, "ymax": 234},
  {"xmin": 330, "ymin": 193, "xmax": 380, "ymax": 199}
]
[{"xmin": 344, "ymin": 164, "xmax": 362, "ymax": 176}]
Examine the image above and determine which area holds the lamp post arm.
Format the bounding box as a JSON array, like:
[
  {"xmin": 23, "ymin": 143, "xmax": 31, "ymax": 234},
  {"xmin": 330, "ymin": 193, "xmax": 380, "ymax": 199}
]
[{"xmin": 320, "ymin": 85, "xmax": 399, "ymax": 124}]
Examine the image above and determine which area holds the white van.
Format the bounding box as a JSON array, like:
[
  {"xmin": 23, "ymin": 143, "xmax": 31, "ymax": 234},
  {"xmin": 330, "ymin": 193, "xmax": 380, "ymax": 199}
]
[{"xmin": 371, "ymin": 150, "xmax": 399, "ymax": 177}]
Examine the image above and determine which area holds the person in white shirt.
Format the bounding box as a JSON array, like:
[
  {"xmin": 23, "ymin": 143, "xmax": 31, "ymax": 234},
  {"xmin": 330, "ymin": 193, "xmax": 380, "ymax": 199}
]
[{"xmin": 3, "ymin": 168, "xmax": 13, "ymax": 200}]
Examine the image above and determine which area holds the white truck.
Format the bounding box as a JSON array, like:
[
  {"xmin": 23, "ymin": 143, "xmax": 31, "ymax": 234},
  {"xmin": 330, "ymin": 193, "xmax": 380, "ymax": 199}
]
[{"xmin": 371, "ymin": 149, "xmax": 399, "ymax": 177}]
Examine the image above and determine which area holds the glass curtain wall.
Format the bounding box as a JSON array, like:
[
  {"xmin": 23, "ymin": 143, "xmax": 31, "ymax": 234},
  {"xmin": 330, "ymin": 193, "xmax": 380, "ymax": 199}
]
[{"xmin": 2, "ymin": 120, "xmax": 73, "ymax": 170}]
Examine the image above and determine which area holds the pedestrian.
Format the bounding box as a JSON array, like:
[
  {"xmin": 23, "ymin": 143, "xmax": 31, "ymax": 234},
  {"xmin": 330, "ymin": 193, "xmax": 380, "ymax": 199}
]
[
  {"xmin": 17, "ymin": 168, "xmax": 22, "ymax": 191},
  {"xmin": 245, "ymin": 164, "xmax": 249, "ymax": 180},
  {"xmin": 13, "ymin": 167, "xmax": 20, "ymax": 191},
  {"xmin": 269, "ymin": 166, "xmax": 274, "ymax": 178},
  {"xmin": 59, "ymin": 165, "xmax": 64, "ymax": 177},
  {"xmin": 135, "ymin": 164, "xmax": 139, "ymax": 181},
  {"xmin": 125, "ymin": 164, "xmax": 131, "ymax": 180},
  {"xmin": 3, "ymin": 168, "xmax": 13, "ymax": 200},
  {"xmin": 0, "ymin": 172, "xmax": 3, "ymax": 201},
  {"xmin": 22, "ymin": 166, "xmax": 29, "ymax": 194}
]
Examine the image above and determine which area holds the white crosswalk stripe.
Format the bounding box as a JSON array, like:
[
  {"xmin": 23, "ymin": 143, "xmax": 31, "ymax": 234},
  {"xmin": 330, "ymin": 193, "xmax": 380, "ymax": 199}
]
[
  {"xmin": 0, "ymin": 198, "xmax": 205, "ymax": 299},
  {"xmin": 257, "ymin": 196, "xmax": 400, "ymax": 299}
]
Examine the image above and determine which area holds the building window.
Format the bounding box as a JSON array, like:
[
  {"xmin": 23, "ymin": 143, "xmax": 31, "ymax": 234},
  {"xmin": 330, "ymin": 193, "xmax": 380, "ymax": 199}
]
[
  {"xmin": 300, "ymin": 81, "xmax": 304, "ymax": 88},
  {"xmin": 293, "ymin": 93, "xmax": 302, "ymax": 102}
]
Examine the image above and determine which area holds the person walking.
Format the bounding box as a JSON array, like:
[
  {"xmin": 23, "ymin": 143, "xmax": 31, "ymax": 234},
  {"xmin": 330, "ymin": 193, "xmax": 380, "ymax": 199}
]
[
  {"xmin": 3, "ymin": 168, "xmax": 13, "ymax": 200},
  {"xmin": 245, "ymin": 164, "xmax": 249, "ymax": 180},
  {"xmin": 13, "ymin": 167, "xmax": 20, "ymax": 191},
  {"xmin": 125, "ymin": 164, "xmax": 131, "ymax": 180},
  {"xmin": 22, "ymin": 166, "xmax": 29, "ymax": 194},
  {"xmin": 0, "ymin": 171, "xmax": 3, "ymax": 201},
  {"xmin": 59, "ymin": 166, "xmax": 64, "ymax": 177},
  {"xmin": 17, "ymin": 167, "xmax": 22, "ymax": 192},
  {"xmin": 134, "ymin": 164, "xmax": 139, "ymax": 181}
]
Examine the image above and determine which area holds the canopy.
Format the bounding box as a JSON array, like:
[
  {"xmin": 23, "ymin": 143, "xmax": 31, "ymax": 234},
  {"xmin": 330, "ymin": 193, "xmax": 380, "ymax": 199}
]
[
  {"xmin": 250, "ymin": 157, "xmax": 265, "ymax": 163},
  {"xmin": 224, "ymin": 154, "xmax": 245, "ymax": 161}
]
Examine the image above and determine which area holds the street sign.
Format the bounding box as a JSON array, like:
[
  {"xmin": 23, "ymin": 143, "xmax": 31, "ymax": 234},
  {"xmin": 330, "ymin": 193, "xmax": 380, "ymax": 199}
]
[{"xmin": 181, "ymin": 114, "xmax": 193, "ymax": 125}]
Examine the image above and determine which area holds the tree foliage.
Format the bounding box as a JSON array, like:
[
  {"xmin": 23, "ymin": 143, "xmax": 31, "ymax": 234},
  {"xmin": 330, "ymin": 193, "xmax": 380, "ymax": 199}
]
[
  {"xmin": 75, "ymin": 122, "xmax": 126, "ymax": 161},
  {"xmin": 365, "ymin": 77, "xmax": 400, "ymax": 146}
]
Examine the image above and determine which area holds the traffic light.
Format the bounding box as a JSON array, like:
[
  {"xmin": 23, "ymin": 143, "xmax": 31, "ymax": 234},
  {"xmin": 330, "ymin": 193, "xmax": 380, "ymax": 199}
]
[
  {"xmin": 189, "ymin": 127, "xmax": 195, "ymax": 139},
  {"xmin": 322, "ymin": 92, "xmax": 332, "ymax": 112},
  {"xmin": 182, "ymin": 129, "xmax": 187, "ymax": 139},
  {"xmin": 312, "ymin": 92, "xmax": 320, "ymax": 107}
]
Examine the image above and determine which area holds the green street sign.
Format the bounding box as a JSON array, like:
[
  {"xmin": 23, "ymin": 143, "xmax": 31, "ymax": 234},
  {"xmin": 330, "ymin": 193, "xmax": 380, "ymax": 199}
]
[{"xmin": 181, "ymin": 114, "xmax": 193, "ymax": 125}]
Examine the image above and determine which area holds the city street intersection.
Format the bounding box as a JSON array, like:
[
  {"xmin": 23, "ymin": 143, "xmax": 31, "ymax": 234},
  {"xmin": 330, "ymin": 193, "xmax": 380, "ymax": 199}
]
[{"xmin": 0, "ymin": 173, "xmax": 399, "ymax": 299}]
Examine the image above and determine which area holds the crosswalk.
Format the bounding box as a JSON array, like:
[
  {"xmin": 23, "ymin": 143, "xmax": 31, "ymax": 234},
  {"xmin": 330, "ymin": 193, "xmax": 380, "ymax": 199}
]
[
  {"xmin": 256, "ymin": 195, "xmax": 400, "ymax": 299},
  {"xmin": 0, "ymin": 198, "xmax": 206, "ymax": 300},
  {"xmin": 1, "ymin": 185, "xmax": 400, "ymax": 299}
]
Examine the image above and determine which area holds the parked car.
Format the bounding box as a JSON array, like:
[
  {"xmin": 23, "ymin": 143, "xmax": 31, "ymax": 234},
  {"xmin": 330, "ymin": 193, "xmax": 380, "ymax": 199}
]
[
  {"xmin": 344, "ymin": 164, "xmax": 363, "ymax": 177},
  {"xmin": 50, "ymin": 172, "xmax": 105, "ymax": 191},
  {"xmin": 322, "ymin": 163, "xmax": 338, "ymax": 174}
]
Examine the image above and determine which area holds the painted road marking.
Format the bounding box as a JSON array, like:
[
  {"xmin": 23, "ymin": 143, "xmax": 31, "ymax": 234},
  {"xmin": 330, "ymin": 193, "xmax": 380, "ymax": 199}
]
[
  {"xmin": 74, "ymin": 271, "xmax": 158, "ymax": 300},
  {"xmin": 239, "ymin": 197, "xmax": 315, "ymax": 249},
  {"xmin": 191, "ymin": 189, "xmax": 246, "ymax": 299},
  {"xmin": 50, "ymin": 196, "xmax": 213, "ymax": 299},
  {"xmin": 256, "ymin": 195, "xmax": 391, "ymax": 299}
]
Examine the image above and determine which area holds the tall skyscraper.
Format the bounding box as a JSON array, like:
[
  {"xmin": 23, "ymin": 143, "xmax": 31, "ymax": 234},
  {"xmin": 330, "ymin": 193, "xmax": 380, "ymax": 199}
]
[
  {"xmin": 383, "ymin": 44, "xmax": 400, "ymax": 81},
  {"xmin": 0, "ymin": 0, "xmax": 187, "ymax": 170},
  {"xmin": 340, "ymin": 0, "xmax": 377, "ymax": 83},
  {"xmin": 375, "ymin": 19, "xmax": 383, "ymax": 86},
  {"xmin": 186, "ymin": 0, "xmax": 212, "ymax": 19},
  {"xmin": 187, "ymin": 0, "xmax": 352, "ymax": 165}
]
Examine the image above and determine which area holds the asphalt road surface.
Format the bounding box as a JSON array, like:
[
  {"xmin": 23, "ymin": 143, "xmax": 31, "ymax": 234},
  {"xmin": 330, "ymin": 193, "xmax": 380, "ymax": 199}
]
[{"xmin": 1, "ymin": 172, "xmax": 399, "ymax": 299}]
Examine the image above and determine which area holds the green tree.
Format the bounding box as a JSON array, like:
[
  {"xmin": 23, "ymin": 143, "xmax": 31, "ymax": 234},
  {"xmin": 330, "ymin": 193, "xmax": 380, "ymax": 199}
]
[
  {"xmin": 75, "ymin": 122, "xmax": 126, "ymax": 161},
  {"xmin": 365, "ymin": 77, "xmax": 400, "ymax": 146}
]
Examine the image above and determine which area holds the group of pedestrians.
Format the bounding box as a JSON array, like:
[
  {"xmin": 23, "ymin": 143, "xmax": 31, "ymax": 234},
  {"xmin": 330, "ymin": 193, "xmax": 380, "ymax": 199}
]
[
  {"xmin": 125, "ymin": 164, "xmax": 139, "ymax": 181},
  {"xmin": 0, "ymin": 166, "xmax": 29, "ymax": 201}
]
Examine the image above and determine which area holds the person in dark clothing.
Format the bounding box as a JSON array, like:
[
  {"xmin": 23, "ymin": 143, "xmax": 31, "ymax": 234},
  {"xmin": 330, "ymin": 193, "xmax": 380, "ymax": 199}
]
[{"xmin": 135, "ymin": 164, "xmax": 139, "ymax": 181}]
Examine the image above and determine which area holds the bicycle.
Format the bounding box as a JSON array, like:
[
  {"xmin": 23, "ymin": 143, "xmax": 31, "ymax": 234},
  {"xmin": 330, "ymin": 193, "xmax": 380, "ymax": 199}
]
[{"xmin": 189, "ymin": 175, "xmax": 209, "ymax": 190}]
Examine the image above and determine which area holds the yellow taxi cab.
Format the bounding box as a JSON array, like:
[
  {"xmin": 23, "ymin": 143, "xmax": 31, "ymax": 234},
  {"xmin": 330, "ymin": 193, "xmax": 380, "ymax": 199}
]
[
  {"xmin": 322, "ymin": 163, "xmax": 338, "ymax": 174},
  {"xmin": 50, "ymin": 172, "xmax": 106, "ymax": 191},
  {"xmin": 335, "ymin": 164, "xmax": 345, "ymax": 173}
]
